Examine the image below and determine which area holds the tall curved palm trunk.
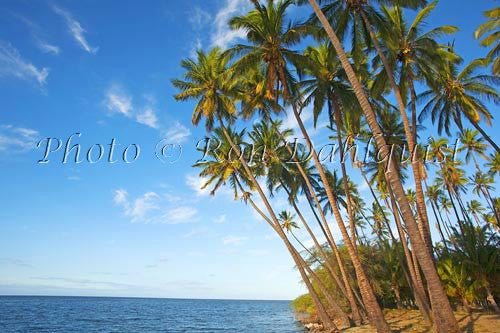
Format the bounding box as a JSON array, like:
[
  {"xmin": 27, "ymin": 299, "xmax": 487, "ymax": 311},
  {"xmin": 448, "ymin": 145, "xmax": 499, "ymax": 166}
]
[
  {"xmin": 308, "ymin": 1, "xmax": 460, "ymax": 332},
  {"xmin": 218, "ymin": 115, "xmax": 348, "ymax": 329},
  {"xmin": 358, "ymin": 7, "xmax": 434, "ymax": 258},
  {"xmin": 359, "ymin": 163, "xmax": 432, "ymax": 323},
  {"xmin": 267, "ymin": 116, "xmax": 363, "ymax": 325},
  {"xmin": 277, "ymin": 66, "xmax": 390, "ymax": 332}
]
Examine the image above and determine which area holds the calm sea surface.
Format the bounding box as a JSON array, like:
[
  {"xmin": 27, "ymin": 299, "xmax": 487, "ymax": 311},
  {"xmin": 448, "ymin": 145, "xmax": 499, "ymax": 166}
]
[{"xmin": 0, "ymin": 296, "xmax": 304, "ymax": 332}]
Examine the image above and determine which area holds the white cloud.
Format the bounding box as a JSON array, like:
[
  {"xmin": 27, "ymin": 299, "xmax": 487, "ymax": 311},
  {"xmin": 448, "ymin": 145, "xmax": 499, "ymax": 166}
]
[
  {"xmin": 130, "ymin": 192, "xmax": 161, "ymax": 222},
  {"xmin": 53, "ymin": 5, "xmax": 98, "ymax": 54},
  {"xmin": 0, "ymin": 124, "xmax": 39, "ymax": 152},
  {"xmin": 163, "ymin": 122, "xmax": 191, "ymax": 143},
  {"xmin": 211, "ymin": 0, "xmax": 252, "ymax": 49},
  {"xmin": 104, "ymin": 86, "xmax": 188, "ymax": 136},
  {"xmin": 222, "ymin": 235, "xmax": 247, "ymax": 246},
  {"xmin": 0, "ymin": 42, "xmax": 49, "ymax": 85},
  {"xmin": 13, "ymin": 14, "xmax": 60, "ymax": 55},
  {"xmin": 186, "ymin": 174, "xmax": 210, "ymax": 197},
  {"xmin": 189, "ymin": 38, "xmax": 202, "ymax": 59},
  {"xmin": 213, "ymin": 215, "xmax": 226, "ymax": 224},
  {"xmin": 163, "ymin": 206, "xmax": 198, "ymax": 224},
  {"xmin": 105, "ymin": 87, "xmax": 133, "ymax": 116},
  {"xmin": 36, "ymin": 40, "xmax": 60, "ymax": 55},
  {"xmin": 113, "ymin": 189, "xmax": 197, "ymax": 224},
  {"xmin": 188, "ymin": 7, "xmax": 211, "ymax": 30},
  {"xmin": 113, "ymin": 189, "xmax": 129, "ymax": 205},
  {"xmin": 136, "ymin": 108, "xmax": 158, "ymax": 129}
]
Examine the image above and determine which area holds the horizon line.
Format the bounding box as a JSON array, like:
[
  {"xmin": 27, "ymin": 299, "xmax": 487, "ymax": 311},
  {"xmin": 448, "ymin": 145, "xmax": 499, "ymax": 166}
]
[{"xmin": 0, "ymin": 294, "xmax": 293, "ymax": 302}]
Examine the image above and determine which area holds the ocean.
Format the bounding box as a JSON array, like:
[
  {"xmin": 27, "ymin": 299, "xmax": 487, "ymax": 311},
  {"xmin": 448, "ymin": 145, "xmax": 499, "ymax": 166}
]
[{"xmin": 0, "ymin": 296, "xmax": 304, "ymax": 332}]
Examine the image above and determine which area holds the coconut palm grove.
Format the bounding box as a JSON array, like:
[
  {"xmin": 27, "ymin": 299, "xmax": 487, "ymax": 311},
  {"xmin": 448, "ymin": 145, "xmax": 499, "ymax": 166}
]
[{"xmin": 172, "ymin": 0, "xmax": 500, "ymax": 332}]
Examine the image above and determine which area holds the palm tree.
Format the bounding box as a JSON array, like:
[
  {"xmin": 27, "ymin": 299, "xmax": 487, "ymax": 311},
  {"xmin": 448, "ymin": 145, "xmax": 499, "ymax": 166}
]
[
  {"xmin": 487, "ymin": 152, "xmax": 500, "ymax": 177},
  {"xmin": 426, "ymin": 183, "xmax": 448, "ymax": 249},
  {"xmin": 231, "ymin": 1, "xmax": 388, "ymax": 330},
  {"xmin": 316, "ymin": 1, "xmax": 441, "ymax": 259},
  {"xmin": 279, "ymin": 211, "xmax": 313, "ymax": 256},
  {"xmin": 369, "ymin": 202, "xmax": 389, "ymax": 242},
  {"xmin": 174, "ymin": 48, "xmax": 338, "ymax": 329},
  {"xmin": 475, "ymin": 7, "xmax": 500, "ymax": 75},
  {"xmin": 448, "ymin": 221, "xmax": 500, "ymax": 312},
  {"xmin": 301, "ymin": 42, "xmax": 362, "ymax": 246},
  {"xmin": 470, "ymin": 171, "xmax": 499, "ymax": 223},
  {"xmin": 459, "ymin": 128, "xmax": 488, "ymax": 171},
  {"xmin": 307, "ymin": 1, "xmax": 460, "ymax": 331},
  {"xmin": 467, "ymin": 200, "xmax": 486, "ymax": 226},
  {"xmin": 418, "ymin": 57, "xmax": 500, "ymax": 153},
  {"xmin": 249, "ymin": 119, "xmax": 356, "ymax": 326},
  {"xmin": 374, "ymin": 1, "xmax": 458, "ymax": 143},
  {"xmin": 437, "ymin": 258, "xmax": 479, "ymax": 313}
]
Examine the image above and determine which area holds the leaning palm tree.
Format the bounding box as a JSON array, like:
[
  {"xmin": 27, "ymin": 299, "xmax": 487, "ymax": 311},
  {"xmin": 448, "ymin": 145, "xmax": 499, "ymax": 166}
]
[
  {"xmin": 307, "ymin": 1, "xmax": 460, "ymax": 331},
  {"xmin": 230, "ymin": 1, "xmax": 388, "ymax": 329},
  {"xmin": 316, "ymin": 1, "xmax": 442, "ymax": 258},
  {"xmin": 418, "ymin": 57, "xmax": 500, "ymax": 153},
  {"xmin": 467, "ymin": 200, "xmax": 486, "ymax": 226},
  {"xmin": 373, "ymin": 1, "xmax": 458, "ymax": 143},
  {"xmin": 475, "ymin": 7, "xmax": 500, "ymax": 75},
  {"xmin": 487, "ymin": 152, "xmax": 500, "ymax": 177},
  {"xmin": 301, "ymin": 42, "xmax": 364, "ymax": 247},
  {"xmin": 470, "ymin": 171, "xmax": 499, "ymax": 223},
  {"xmin": 279, "ymin": 211, "xmax": 314, "ymax": 258},
  {"xmin": 459, "ymin": 128, "xmax": 489, "ymax": 172},
  {"xmin": 173, "ymin": 48, "xmax": 338, "ymax": 329}
]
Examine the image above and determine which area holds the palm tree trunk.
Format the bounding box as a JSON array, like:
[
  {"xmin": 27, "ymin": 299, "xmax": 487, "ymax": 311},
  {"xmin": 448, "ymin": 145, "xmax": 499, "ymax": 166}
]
[
  {"xmin": 429, "ymin": 199, "xmax": 448, "ymax": 255},
  {"xmin": 331, "ymin": 94, "xmax": 358, "ymax": 246},
  {"xmin": 282, "ymin": 181, "xmax": 351, "ymax": 301},
  {"xmin": 234, "ymin": 175, "xmax": 336, "ymax": 329},
  {"xmin": 407, "ymin": 68, "xmax": 418, "ymax": 145},
  {"xmin": 308, "ymin": 3, "xmax": 459, "ymax": 331},
  {"xmin": 470, "ymin": 118, "xmax": 500, "ymax": 154},
  {"xmin": 219, "ymin": 116, "xmax": 337, "ymax": 330},
  {"xmin": 358, "ymin": 7, "xmax": 434, "ymax": 259},
  {"xmin": 385, "ymin": 192, "xmax": 432, "ymax": 323},
  {"xmin": 485, "ymin": 285, "xmax": 500, "ymax": 313},
  {"xmin": 305, "ymin": 189, "xmax": 368, "ymax": 319},
  {"xmin": 279, "ymin": 71, "xmax": 390, "ymax": 332},
  {"xmin": 359, "ymin": 154, "xmax": 432, "ymax": 322},
  {"xmin": 483, "ymin": 187, "xmax": 500, "ymax": 225},
  {"xmin": 265, "ymin": 113, "xmax": 363, "ymax": 324}
]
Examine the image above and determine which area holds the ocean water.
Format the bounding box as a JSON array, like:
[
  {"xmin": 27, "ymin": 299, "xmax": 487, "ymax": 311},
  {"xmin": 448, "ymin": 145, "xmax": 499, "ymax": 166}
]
[{"xmin": 0, "ymin": 296, "xmax": 304, "ymax": 332}]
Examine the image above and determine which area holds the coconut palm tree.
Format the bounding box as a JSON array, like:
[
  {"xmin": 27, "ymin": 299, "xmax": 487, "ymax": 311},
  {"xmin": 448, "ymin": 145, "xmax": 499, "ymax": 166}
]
[
  {"xmin": 301, "ymin": 42, "xmax": 362, "ymax": 245},
  {"xmin": 467, "ymin": 200, "xmax": 486, "ymax": 226},
  {"xmin": 369, "ymin": 202, "xmax": 390, "ymax": 242},
  {"xmin": 174, "ymin": 48, "xmax": 339, "ymax": 329},
  {"xmin": 448, "ymin": 221, "xmax": 500, "ymax": 312},
  {"xmin": 437, "ymin": 257, "xmax": 479, "ymax": 313},
  {"xmin": 230, "ymin": 2, "xmax": 389, "ymax": 329},
  {"xmin": 279, "ymin": 211, "xmax": 312, "ymax": 255},
  {"xmin": 475, "ymin": 7, "xmax": 500, "ymax": 75},
  {"xmin": 313, "ymin": 1, "xmax": 440, "ymax": 258},
  {"xmin": 307, "ymin": 1, "xmax": 460, "ymax": 331},
  {"xmin": 459, "ymin": 128, "xmax": 488, "ymax": 171},
  {"xmin": 373, "ymin": 1, "xmax": 458, "ymax": 143},
  {"xmin": 418, "ymin": 57, "xmax": 500, "ymax": 153},
  {"xmin": 426, "ymin": 183, "xmax": 448, "ymax": 249},
  {"xmin": 487, "ymin": 152, "xmax": 500, "ymax": 177},
  {"xmin": 470, "ymin": 171, "xmax": 499, "ymax": 223}
]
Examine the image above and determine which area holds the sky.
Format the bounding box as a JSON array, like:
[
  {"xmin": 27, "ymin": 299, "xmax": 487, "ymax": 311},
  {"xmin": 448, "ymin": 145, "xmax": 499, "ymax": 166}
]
[{"xmin": 0, "ymin": 0, "xmax": 498, "ymax": 300}]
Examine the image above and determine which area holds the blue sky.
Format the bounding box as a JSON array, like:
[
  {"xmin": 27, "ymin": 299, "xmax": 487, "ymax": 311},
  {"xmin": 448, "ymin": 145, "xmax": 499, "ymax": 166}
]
[{"xmin": 0, "ymin": 0, "xmax": 498, "ymax": 300}]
